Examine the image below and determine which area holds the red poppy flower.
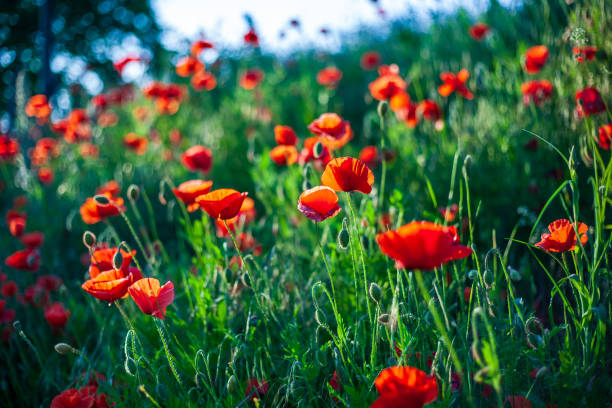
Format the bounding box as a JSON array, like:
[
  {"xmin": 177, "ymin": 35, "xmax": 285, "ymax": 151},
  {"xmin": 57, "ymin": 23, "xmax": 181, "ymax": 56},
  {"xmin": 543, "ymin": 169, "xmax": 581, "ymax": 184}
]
[
  {"xmin": 196, "ymin": 189, "xmax": 248, "ymax": 220},
  {"xmin": 524, "ymin": 45, "xmax": 549, "ymax": 74},
  {"xmin": 6, "ymin": 209, "xmax": 26, "ymax": 237},
  {"xmin": 390, "ymin": 92, "xmax": 418, "ymax": 127},
  {"xmin": 417, "ymin": 100, "xmax": 442, "ymax": 122},
  {"xmin": 82, "ymin": 267, "xmax": 142, "ymax": 303},
  {"xmin": 521, "ymin": 80, "xmax": 553, "ymax": 106},
  {"xmin": 25, "ymin": 94, "xmax": 52, "ymax": 122},
  {"xmin": 123, "ymin": 133, "xmax": 148, "ymax": 155},
  {"xmin": 30, "ymin": 137, "xmax": 60, "ymax": 166},
  {"xmin": 128, "ymin": 278, "xmax": 174, "ymax": 320},
  {"xmin": 505, "ymin": 396, "xmax": 532, "ymax": 408},
  {"xmin": 5, "ymin": 248, "xmax": 40, "ymax": 272},
  {"xmin": 317, "ymin": 67, "xmax": 343, "ymax": 89},
  {"xmin": 244, "ymin": 28, "xmax": 259, "ymax": 46},
  {"xmin": 307, "ymin": 113, "xmax": 353, "ymax": 150},
  {"xmin": 89, "ymin": 248, "xmax": 136, "ymax": 279},
  {"xmin": 297, "ymin": 186, "xmax": 341, "ymax": 222},
  {"xmin": 96, "ymin": 180, "xmax": 121, "ymax": 197},
  {"xmin": 359, "ymin": 146, "xmax": 380, "ymax": 169},
  {"xmin": 298, "ymin": 136, "xmax": 332, "ymax": 166},
  {"xmin": 36, "ymin": 274, "xmax": 62, "ymax": 291},
  {"xmin": 172, "ymin": 180, "xmax": 213, "ymax": 212},
  {"xmin": 20, "ymin": 231, "xmax": 44, "ymax": 248},
  {"xmin": 181, "ymin": 145, "xmax": 213, "ymax": 173},
  {"xmin": 321, "ymin": 157, "xmax": 375, "ymax": 194},
  {"xmin": 51, "ymin": 388, "xmax": 94, "ymax": 408},
  {"xmin": 599, "ymin": 124, "xmax": 612, "ymax": 150},
  {"xmin": 1, "ymin": 281, "xmax": 17, "ymax": 298},
  {"xmin": 113, "ymin": 55, "xmax": 141, "ymax": 74},
  {"xmin": 270, "ymin": 145, "xmax": 298, "ymax": 166},
  {"xmin": 369, "ymin": 74, "xmax": 407, "ymax": 101},
  {"xmin": 175, "ymin": 56, "xmax": 204, "ymax": 77},
  {"xmin": 468, "ymin": 22, "xmax": 490, "ymax": 40},
  {"xmin": 575, "ymin": 87, "xmax": 606, "ymax": 118},
  {"xmin": 79, "ymin": 143, "xmax": 99, "ymax": 159},
  {"xmin": 378, "ymin": 64, "xmax": 399, "ymax": 76},
  {"xmin": 361, "ymin": 51, "xmax": 382, "ymax": 70},
  {"xmin": 438, "ymin": 69, "xmax": 474, "ymax": 100},
  {"xmin": 215, "ymin": 197, "xmax": 256, "ymax": 237},
  {"xmin": 37, "ymin": 167, "xmax": 54, "ymax": 185},
  {"xmin": 371, "ymin": 366, "xmax": 438, "ymax": 408},
  {"xmin": 572, "ymin": 46, "xmax": 597, "ymax": 62},
  {"xmin": 191, "ymin": 40, "xmax": 213, "ymax": 56},
  {"xmin": 239, "ymin": 69, "xmax": 264, "ymax": 90},
  {"xmin": 535, "ymin": 219, "xmax": 588, "ymax": 252},
  {"xmin": 45, "ymin": 302, "xmax": 70, "ymax": 329},
  {"xmin": 0, "ymin": 134, "xmax": 19, "ymax": 162},
  {"xmin": 439, "ymin": 204, "xmax": 459, "ymax": 222},
  {"xmin": 80, "ymin": 193, "xmax": 125, "ymax": 225},
  {"xmin": 245, "ymin": 378, "xmax": 268, "ymax": 401},
  {"xmin": 52, "ymin": 109, "xmax": 91, "ymax": 143},
  {"xmin": 376, "ymin": 221, "xmax": 472, "ymax": 270},
  {"xmin": 274, "ymin": 125, "xmax": 298, "ymax": 145},
  {"xmin": 191, "ymin": 70, "xmax": 217, "ymax": 91},
  {"xmin": 0, "ymin": 305, "xmax": 15, "ymax": 324}
]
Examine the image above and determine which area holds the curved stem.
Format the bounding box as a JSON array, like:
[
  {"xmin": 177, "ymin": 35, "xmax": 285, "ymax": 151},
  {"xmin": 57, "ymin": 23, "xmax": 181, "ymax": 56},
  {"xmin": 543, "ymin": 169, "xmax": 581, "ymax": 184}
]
[{"xmin": 346, "ymin": 193, "xmax": 372, "ymax": 325}]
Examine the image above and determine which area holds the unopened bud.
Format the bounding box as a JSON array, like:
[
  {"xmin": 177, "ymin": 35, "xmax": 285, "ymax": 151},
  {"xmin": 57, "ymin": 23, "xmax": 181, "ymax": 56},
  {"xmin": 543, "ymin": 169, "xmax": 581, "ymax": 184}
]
[
  {"xmin": 313, "ymin": 141, "xmax": 324, "ymax": 159},
  {"xmin": 508, "ymin": 266, "xmax": 522, "ymax": 281},
  {"xmin": 224, "ymin": 268, "xmax": 234, "ymax": 282},
  {"xmin": 535, "ymin": 366, "xmax": 549, "ymax": 379},
  {"xmin": 463, "ymin": 155, "xmax": 473, "ymax": 169},
  {"xmin": 112, "ymin": 250, "xmax": 124, "ymax": 270},
  {"xmin": 467, "ymin": 269, "xmax": 479, "ymax": 280},
  {"xmin": 127, "ymin": 184, "xmax": 140, "ymax": 201},
  {"xmin": 83, "ymin": 231, "xmax": 96, "ymax": 248},
  {"xmin": 302, "ymin": 179, "xmax": 312, "ymax": 191},
  {"xmin": 55, "ymin": 342, "xmax": 75, "ymax": 355},
  {"xmin": 241, "ymin": 272, "xmax": 251, "ymax": 287},
  {"xmin": 337, "ymin": 218, "xmax": 350, "ymax": 250},
  {"xmin": 93, "ymin": 195, "xmax": 110, "ymax": 205},
  {"xmin": 369, "ymin": 282, "xmax": 382, "ymax": 303},
  {"xmin": 361, "ymin": 235, "xmax": 370, "ymax": 250},
  {"xmin": 377, "ymin": 100, "xmax": 389, "ymax": 118},
  {"xmin": 227, "ymin": 375, "xmax": 239, "ymax": 394},
  {"xmin": 377, "ymin": 313, "xmax": 390, "ymax": 325}
]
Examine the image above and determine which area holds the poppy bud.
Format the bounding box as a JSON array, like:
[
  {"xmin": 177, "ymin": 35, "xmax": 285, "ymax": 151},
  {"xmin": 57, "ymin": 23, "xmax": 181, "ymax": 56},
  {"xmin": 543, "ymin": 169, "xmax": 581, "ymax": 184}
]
[
  {"xmin": 337, "ymin": 218, "xmax": 350, "ymax": 250},
  {"xmin": 315, "ymin": 309, "xmax": 327, "ymax": 326},
  {"xmin": 535, "ymin": 366, "xmax": 548, "ymax": 379},
  {"xmin": 313, "ymin": 141, "xmax": 324, "ymax": 159},
  {"xmin": 508, "ymin": 266, "xmax": 521, "ymax": 281},
  {"xmin": 467, "ymin": 269, "xmax": 479, "ymax": 280},
  {"xmin": 94, "ymin": 194, "xmax": 110, "ymax": 205},
  {"xmin": 377, "ymin": 313, "xmax": 390, "ymax": 325},
  {"xmin": 464, "ymin": 155, "xmax": 473, "ymax": 169},
  {"xmin": 361, "ymin": 235, "xmax": 370, "ymax": 250},
  {"xmin": 113, "ymin": 250, "xmax": 124, "ymax": 270},
  {"xmin": 127, "ymin": 184, "xmax": 140, "ymax": 201},
  {"xmin": 227, "ymin": 375, "xmax": 238, "ymax": 393},
  {"xmin": 241, "ymin": 272, "xmax": 251, "ymax": 287},
  {"xmin": 377, "ymin": 100, "xmax": 389, "ymax": 118},
  {"xmin": 82, "ymin": 231, "xmax": 96, "ymax": 248},
  {"xmin": 369, "ymin": 282, "xmax": 382, "ymax": 303},
  {"xmin": 54, "ymin": 342, "xmax": 76, "ymax": 355},
  {"xmin": 12, "ymin": 321, "xmax": 22, "ymax": 331},
  {"xmin": 224, "ymin": 267, "xmax": 234, "ymax": 282},
  {"xmin": 302, "ymin": 179, "xmax": 312, "ymax": 191},
  {"xmin": 483, "ymin": 269, "xmax": 494, "ymax": 288}
]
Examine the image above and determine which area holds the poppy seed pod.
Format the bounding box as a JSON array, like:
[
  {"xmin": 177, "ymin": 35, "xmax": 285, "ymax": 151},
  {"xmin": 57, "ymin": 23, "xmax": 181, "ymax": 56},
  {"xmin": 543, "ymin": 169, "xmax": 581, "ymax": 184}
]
[
  {"xmin": 127, "ymin": 184, "xmax": 140, "ymax": 201},
  {"xmin": 82, "ymin": 231, "xmax": 96, "ymax": 248},
  {"xmin": 93, "ymin": 194, "xmax": 111, "ymax": 205},
  {"xmin": 112, "ymin": 250, "xmax": 124, "ymax": 270},
  {"xmin": 369, "ymin": 282, "xmax": 382, "ymax": 303}
]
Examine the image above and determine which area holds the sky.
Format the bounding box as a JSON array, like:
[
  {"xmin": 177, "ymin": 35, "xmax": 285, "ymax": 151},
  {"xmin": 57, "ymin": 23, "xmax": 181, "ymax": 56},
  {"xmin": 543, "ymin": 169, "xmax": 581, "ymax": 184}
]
[{"xmin": 153, "ymin": 0, "xmax": 515, "ymax": 54}]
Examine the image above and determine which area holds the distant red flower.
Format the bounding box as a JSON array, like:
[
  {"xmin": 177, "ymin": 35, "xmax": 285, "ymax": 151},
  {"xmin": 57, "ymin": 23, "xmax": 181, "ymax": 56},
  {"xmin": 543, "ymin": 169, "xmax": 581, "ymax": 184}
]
[
  {"xmin": 196, "ymin": 189, "xmax": 248, "ymax": 220},
  {"xmin": 572, "ymin": 46, "xmax": 597, "ymax": 62},
  {"xmin": 369, "ymin": 74, "xmax": 407, "ymax": 101},
  {"xmin": 438, "ymin": 69, "xmax": 473, "ymax": 100},
  {"xmin": 91, "ymin": 94, "xmax": 109, "ymax": 111},
  {"xmin": 245, "ymin": 378, "xmax": 268, "ymax": 401},
  {"xmin": 36, "ymin": 275, "xmax": 62, "ymax": 291},
  {"xmin": 52, "ymin": 109, "xmax": 91, "ymax": 143},
  {"xmin": 5, "ymin": 249, "xmax": 40, "ymax": 272},
  {"xmin": 82, "ymin": 267, "xmax": 142, "ymax": 303},
  {"xmin": 113, "ymin": 55, "xmax": 141, "ymax": 74},
  {"xmin": 361, "ymin": 51, "xmax": 382, "ymax": 70},
  {"xmin": 0, "ymin": 134, "xmax": 19, "ymax": 162},
  {"xmin": 390, "ymin": 92, "xmax": 418, "ymax": 127},
  {"xmin": 191, "ymin": 70, "xmax": 217, "ymax": 91},
  {"xmin": 173, "ymin": 180, "xmax": 213, "ymax": 212},
  {"xmin": 181, "ymin": 145, "xmax": 213, "ymax": 173},
  {"xmin": 321, "ymin": 157, "xmax": 374, "ymax": 194},
  {"xmin": 0, "ymin": 306, "xmax": 15, "ymax": 324},
  {"xmin": 37, "ymin": 167, "xmax": 54, "ymax": 185},
  {"xmin": 524, "ymin": 45, "xmax": 549, "ymax": 74},
  {"xmin": 45, "ymin": 302, "xmax": 70, "ymax": 329},
  {"xmin": 123, "ymin": 133, "xmax": 148, "ymax": 155},
  {"xmin": 80, "ymin": 193, "xmax": 125, "ymax": 225},
  {"xmin": 378, "ymin": 64, "xmax": 399, "ymax": 76},
  {"xmin": 575, "ymin": 87, "xmax": 606, "ymax": 118},
  {"xmin": 307, "ymin": 113, "xmax": 353, "ymax": 150},
  {"xmin": 598, "ymin": 124, "xmax": 612, "ymax": 150},
  {"xmin": 376, "ymin": 221, "xmax": 472, "ymax": 270},
  {"xmin": 521, "ymin": 80, "xmax": 553, "ymax": 106},
  {"xmin": 505, "ymin": 396, "xmax": 532, "ymax": 408},
  {"xmin": 274, "ymin": 125, "xmax": 298, "ymax": 145},
  {"xmin": 79, "ymin": 143, "xmax": 99, "ymax": 159},
  {"xmin": 6, "ymin": 210, "xmax": 26, "ymax": 237},
  {"xmin": 464, "ymin": 287, "xmax": 472, "ymax": 302},
  {"xmin": 317, "ymin": 67, "xmax": 343, "ymax": 89},
  {"xmin": 270, "ymin": 145, "xmax": 298, "ymax": 166},
  {"xmin": 244, "ymin": 28, "xmax": 259, "ymax": 46},
  {"xmin": 128, "ymin": 278, "xmax": 174, "ymax": 320},
  {"xmin": 1, "ymin": 281, "xmax": 18, "ymax": 297},
  {"xmin": 21, "ymin": 231, "xmax": 44, "ymax": 248},
  {"xmin": 535, "ymin": 219, "xmax": 588, "ymax": 252},
  {"xmin": 89, "ymin": 247, "xmax": 136, "ymax": 279},
  {"xmin": 329, "ymin": 370, "xmax": 341, "ymax": 401},
  {"xmin": 468, "ymin": 22, "xmax": 490, "ymax": 41},
  {"xmin": 298, "ymin": 186, "xmax": 341, "ymax": 222},
  {"xmin": 25, "ymin": 94, "xmax": 52, "ymax": 122},
  {"xmin": 239, "ymin": 69, "xmax": 264, "ymax": 90},
  {"xmin": 359, "ymin": 146, "xmax": 380, "ymax": 169},
  {"xmin": 370, "ymin": 366, "xmax": 438, "ymax": 408},
  {"xmin": 96, "ymin": 180, "xmax": 121, "ymax": 197},
  {"xmin": 417, "ymin": 100, "xmax": 442, "ymax": 122},
  {"xmin": 191, "ymin": 40, "xmax": 213, "ymax": 56},
  {"xmin": 215, "ymin": 197, "xmax": 256, "ymax": 237},
  {"xmin": 439, "ymin": 204, "xmax": 459, "ymax": 222},
  {"xmin": 175, "ymin": 56, "xmax": 204, "ymax": 77},
  {"xmin": 30, "ymin": 137, "xmax": 60, "ymax": 166}
]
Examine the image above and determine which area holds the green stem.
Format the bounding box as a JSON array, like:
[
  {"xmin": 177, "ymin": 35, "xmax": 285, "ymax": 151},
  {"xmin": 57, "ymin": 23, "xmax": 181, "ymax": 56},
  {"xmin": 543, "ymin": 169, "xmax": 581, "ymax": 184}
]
[{"xmin": 155, "ymin": 319, "xmax": 184, "ymax": 391}]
